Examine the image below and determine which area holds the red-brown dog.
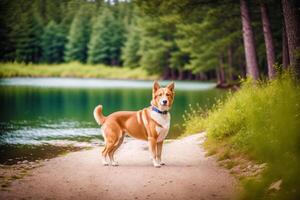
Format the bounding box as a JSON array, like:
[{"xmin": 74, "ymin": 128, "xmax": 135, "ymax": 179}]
[{"xmin": 93, "ymin": 81, "xmax": 175, "ymax": 167}]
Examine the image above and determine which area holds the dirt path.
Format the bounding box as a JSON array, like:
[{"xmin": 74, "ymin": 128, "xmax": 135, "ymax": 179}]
[{"xmin": 0, "ymin": 133, "xmax": 237, "ymax": 200}]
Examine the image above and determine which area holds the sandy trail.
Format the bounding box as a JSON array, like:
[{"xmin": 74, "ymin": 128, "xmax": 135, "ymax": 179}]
[{"xmin": 0, "ymin": 133, "xmax": 237, "ymax": 200}]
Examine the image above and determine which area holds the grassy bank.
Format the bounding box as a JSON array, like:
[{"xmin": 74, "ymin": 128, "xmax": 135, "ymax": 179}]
[
  {"xmin": 183, "ymin": 72, "xmax": 300, "ymax": 199},
  {"xmin": 0, "ymin": 62, "xmax": 159, "ymax": 80}
]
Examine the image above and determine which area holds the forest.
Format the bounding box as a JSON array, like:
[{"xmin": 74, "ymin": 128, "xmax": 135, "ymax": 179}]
[{"xmin": 1, "ymin": 0, "xmax": 299, "ymax": 82}]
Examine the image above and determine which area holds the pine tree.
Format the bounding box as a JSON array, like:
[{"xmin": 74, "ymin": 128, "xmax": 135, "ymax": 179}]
[
  {"xmin": 64, "ymin": 4, "xmax": 94, "ymax": 63},
  {"xmin": 240, "ymin": 0, "xmax": 259, "ymax": 80},
  {"xmin": 41, "ymin": 21, "xmax": 66, "ymax": 63},
  {"xmin": 176, "ymin": 5, "xmax": 242, "ymax": 81},
  {"xmin": 282, "ymin": 0, "xmax": 300, "ymax": 78},
  {"xmin": 121, "ymin": 25, "xmax": 141, "ymax": 67},
  {"xmin": 138, "ymin": 16, "xmax": 176, "ymax": 77},
  {"xmin": 88, "ymin": 8, "xmax": 125, "ymax": 65},
  {"xmin": 15, "ymin": 6, "xmax": 43, "ymax": 63},
  {"xmin": 88, "ymin": 9, "xmax": 114, "ymax": 65},
  {"xmin": 0, "ymin": 0, "xmax": 17, "ymax": 61},
  {"xmin": 110, "ymin": 16, "xmax": 126, "ymax": 66},
  {"xmin": 260, "ymin": 3, "xmax": 276, "ymax": 79}
]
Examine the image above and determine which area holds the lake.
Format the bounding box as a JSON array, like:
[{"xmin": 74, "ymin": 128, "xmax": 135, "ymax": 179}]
[{"xmin": 0, "ymin": 78, "xmax": 223, "ymax": 164}]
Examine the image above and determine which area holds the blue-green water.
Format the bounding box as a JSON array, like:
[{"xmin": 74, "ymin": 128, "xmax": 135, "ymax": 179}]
[{"xmin": 0, "ymin": 78, "xmax": 223, "ymax": 164}]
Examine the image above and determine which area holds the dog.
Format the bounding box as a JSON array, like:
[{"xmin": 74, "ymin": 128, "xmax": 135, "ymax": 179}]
[{"xmin": 93, "ymin": 81, "xmax": 175, "ymax": 168}]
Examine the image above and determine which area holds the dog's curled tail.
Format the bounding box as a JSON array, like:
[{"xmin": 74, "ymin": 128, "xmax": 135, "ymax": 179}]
[{"xmin": 93, "ymin": 105, "xmax": 106, "ymax": 125}]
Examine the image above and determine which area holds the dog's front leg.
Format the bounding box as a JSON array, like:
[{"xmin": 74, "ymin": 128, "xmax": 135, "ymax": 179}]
[
  {"xmin": 156, "ymin": 141, "xmax": 165, "ymax": 165},
  {"xmin": 148, "ymin": 137, "xmax": 160, "ymax": 168}
]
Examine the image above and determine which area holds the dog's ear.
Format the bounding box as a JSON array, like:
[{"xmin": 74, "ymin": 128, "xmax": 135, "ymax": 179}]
[
  {"xmin": 153, "ymin": 81, "xmax": 160, "ymax": 93},
  {"xmin": 166, "ymin": 82, "xmax": 175, "ymax": 92}
]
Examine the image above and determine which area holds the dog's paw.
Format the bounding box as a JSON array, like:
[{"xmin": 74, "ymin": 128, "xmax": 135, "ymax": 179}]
[
  {"xmin": 154, "ymin": 163, "xmax": 161, "ymax": 168},
  {"xmin": 153, "ymin": 160, "xmax": 161, "ymax": 168},
  {"xmin": 102, "ymin": 157, "xmax": 109, "ymax": 166},
  {"xmin": 111, "ymin": 161, "xmax": 119, "ymax": 166},
  {"xmin": 102, "ymin": 160, "xmax": 109, "ymax": 166},
  {"xmin": 160, "ymin": 161, "xmax": 165, "ymax": 166}
]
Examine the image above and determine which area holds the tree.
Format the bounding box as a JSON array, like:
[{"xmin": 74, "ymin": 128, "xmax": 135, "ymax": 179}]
[
  {"xmin": 15, "ymin": 7, "xmax": 43, "ymax": 63},
  {"xmin": 240, "ymin": 0, "xmax": 259, "ymax": 80},
  {"xmin": 0, "ymin": 0, "xmax": 17, "ymax": 61},
  {"xmin": 282, "ymin": 0, "xmax": 300, "ymax": 78},
  {"xmin": 121, "ymin": 24, "xmax": 141, "ymax": 67},
  {"xmin": 109, "ymin": 14, "xmax": 126, "ymax": 66},
  {"xmin": 260, "ymin": 3, "xmax": 276, "ymax": 79},
  {"xmin": 282, "ymin": 19, "xmax": 290, "ymax": 68},
  {"xmin": 64, "ymin": 4, "xmax": 94, "ymax": 63},
  {"xmin": 176, "ymin": 4, "xmax": 243, "ymax": 82},
  {"xmin": 41, "ymin": 21, "xmax": 66, "ymax": 63},
  {"xmin": 138, "ymin": 16, "xmax": 176, "ymax": 78},
  {"xmin": 88, "ymin": 8, "xmax": 125, "ymax": 65}
]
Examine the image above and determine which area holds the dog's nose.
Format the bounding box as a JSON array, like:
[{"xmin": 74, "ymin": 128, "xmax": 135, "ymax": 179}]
[{"xmin": 163, "ymin": 100, "xmax": 167, "ymax": 105}]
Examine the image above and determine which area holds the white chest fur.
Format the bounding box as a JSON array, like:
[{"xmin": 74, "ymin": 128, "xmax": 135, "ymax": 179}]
[{"xmin": 150, "ymin": 111, "xmax": 170, "ymax": 143}]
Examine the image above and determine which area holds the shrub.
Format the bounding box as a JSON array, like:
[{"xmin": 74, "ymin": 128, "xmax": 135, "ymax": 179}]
[{"xmin": 184, "ymin": 72, "xmax": 300, "ymax": 199}]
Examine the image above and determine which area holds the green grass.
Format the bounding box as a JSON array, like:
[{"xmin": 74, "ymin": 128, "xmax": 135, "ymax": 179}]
[
  {"xmin": 0, "ymin": 62, "xmax": 159, "ymax": 80},
  {"xmin": 183, "ymin": 72, "xmax": 300, "ymax": 199}
]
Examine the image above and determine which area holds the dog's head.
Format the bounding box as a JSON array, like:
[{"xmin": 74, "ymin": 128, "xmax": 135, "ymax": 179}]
[{"xmin": 151, "ymin": 81, "xmax": 175, "ymax": 111}]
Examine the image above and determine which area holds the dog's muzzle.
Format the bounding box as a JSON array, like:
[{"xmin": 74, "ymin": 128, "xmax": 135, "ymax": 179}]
[{"xmin": 160, "ymin": 98, "xmax": 168, "ymax": 106}]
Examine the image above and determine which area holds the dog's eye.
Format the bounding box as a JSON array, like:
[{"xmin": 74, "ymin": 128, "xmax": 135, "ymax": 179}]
[
  {"xmin": 159, "ymin": 93, "xmax": 163, "ymax": 96},
  {"xmin": 166, "ymin": 93, "xmax": 170, "ymax": 96}
]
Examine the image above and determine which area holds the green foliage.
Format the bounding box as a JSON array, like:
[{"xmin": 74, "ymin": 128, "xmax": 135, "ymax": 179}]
[
  {"xmin": 88, "ymin": 8, "xmax": 125, "ymax": 65},
  {"xmin": 182, "ymin": 104, "xmax": 208, "ymax": 135},
  {"xmin": 176, "ymin": 5, "xmax": 242, "ymax": 74},
  {"xmin": 41, "ymin": 21, "xmax": 66, "ymax": 63},
  {"xmin": 14, "ymin": 5, "xmax": 43, "ymax": 63},
  {"xmin": 121, "ymin": 24, "xmax": 141, "ymax": 68},
  {"xmin": 0, "ymin": 0, "xmax": 293, "ymax": 80},
  {"xmin": 138, "ymin": 16, "xmax": 177, "ymax": 74},
  {"xmin": 64, "ymin": 4, "xmax": 94, "ymax": 63},
  {"xmin": 184, "ymin": 72, "xmax": 300, "ymax": 199},
  {"xmin": 0, "ymin": 62, "xmax": 158, "ymax": 80}
]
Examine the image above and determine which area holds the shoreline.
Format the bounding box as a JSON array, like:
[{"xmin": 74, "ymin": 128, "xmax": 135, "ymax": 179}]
[{"xmin": 0, "ymin": 62, "xmax": 159, "ymax": 80}]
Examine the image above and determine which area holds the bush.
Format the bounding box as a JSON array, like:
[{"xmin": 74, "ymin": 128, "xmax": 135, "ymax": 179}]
[{"xmin": 184, "ymin": 72, "xmax": 300, "ymax": 199}]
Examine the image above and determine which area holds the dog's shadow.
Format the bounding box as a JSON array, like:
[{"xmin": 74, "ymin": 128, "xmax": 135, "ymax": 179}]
[{"xmin": 102, "ymin": 163, "xmax": 195, "ymax": 168}]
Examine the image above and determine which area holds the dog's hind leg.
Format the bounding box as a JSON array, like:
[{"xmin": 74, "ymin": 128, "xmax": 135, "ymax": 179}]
[
  {"xmin": 102, "ymin": 123, "xmax": 122, "ymax": 166},
  {"xmin": 101, "ymin": 125, "xmax": 118, "ymax": 166},
  {"xmin": 101, "ymin": 146, "xmax": 108, "ymax": 165},
  {"xmin": 108, "ymin": 133, "xmax": 125, "ymax": 166},
  {"xmin": 101, "ymin": 145, "xmax": 110, "ymax": 166},
  {"xmin": 102, "ymin": 142, "xmax": 112, "ymax": 166},
  {"xmin": 101, "ymin": 126, "xmax": 110, "ymax": 166}
]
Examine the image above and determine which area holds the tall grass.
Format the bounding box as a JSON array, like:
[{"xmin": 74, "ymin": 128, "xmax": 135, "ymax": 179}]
[
  {"xmin": 184, "ymin": 72, "xmax": 300, "ymax": 199},
  {"xmin": 0, "ymin": 62, "xmax": 158, "ymax": 80}
]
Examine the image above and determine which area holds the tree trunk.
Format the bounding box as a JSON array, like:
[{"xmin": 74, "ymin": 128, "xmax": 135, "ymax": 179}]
[
  {"xmin": 240, "ymin": 0, "xmax": 260, "ymax": 80},
  {"xmin": 170, "ymin": 68, "xmax": 177, "ymax": 80},
  {"xmin": 195, "ymin": 73, "xmax": 206, "ymax": 81},
  {"xmin": 216, "ymin": 69, "xmax": 224, "ymax": 85},
  {"xmin": 111, "ymin": 59, "xmax": 119, "ymax": 66},
  {"xmin": 282, "ymin": 0, "xmax": 300, "ymax": 78},
  {"xmin": 199, "ymin": 72, "xmax": 207, "ymax": 81},
  {"xmin": 163, "ymin": 66, "xmax": 171, "ymax": 80},
  {"xmin": 219, "ymin": 57, "xmax": 226, "ymax": 84},
  {"xmin": 260, "ymin": 3, "xmax": 276, "ymax": 79},
  {"xmin": 282, "ymin": 19, "xmax": 290, "ymax": 69},
  {"xmin": 187, "ymin": 71, "xmax": 193, "ymax": 80},
  {"xmin": 216, "ymin": 57, "xmax": 226, "ymax": 84},
  {"xmin": 228, "ymin": 47, "xmax": 234, "ymax": 81},
  {"xmin": 178, "ymin": 69, "xmax": 185, "ymax": 80}
]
